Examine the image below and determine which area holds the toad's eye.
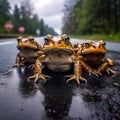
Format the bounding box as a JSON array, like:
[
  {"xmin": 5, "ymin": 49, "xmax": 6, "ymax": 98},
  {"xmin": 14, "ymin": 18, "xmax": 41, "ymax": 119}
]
[
  {"xmin": 17, "ymin": 36, "xmax": 23, "ymax": 42},
  {"xmin": 99, "ymin": 40, "xmax": 106, "ymax": 47},
  {"xmin": 29, "ymin": 37, "xmax": 34, "ymax": 42},
  {"xmin": 64, "ymin": 36, "xmax": 70, "ymax": 43},
  {"xmin": 44, "ymin": 37, "xmax": 50, "ymax": 44},
  {"xmin": 102, "ymin": 42, "xmax": 106, "ymax": 46},
  {"xmin": 84, "ymin": 42, "xmax": 90, "ymax": 48},
  {"xmin": 17, "ymin": 38, "xmax": 21, "ymax": 42}
]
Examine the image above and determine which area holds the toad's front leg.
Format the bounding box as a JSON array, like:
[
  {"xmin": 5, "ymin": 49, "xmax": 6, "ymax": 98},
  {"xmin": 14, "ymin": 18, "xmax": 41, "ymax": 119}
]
[
  {"xmin": 28, "ymin": 55, "xmax": 50, "ymax": 83},
  {"xmin": 13, "ymin": 52, "xmax": 24, "ymax": 67},
  {"xmin": 65, "ymin": 56, "xmax": 87, "ymax": 85}
]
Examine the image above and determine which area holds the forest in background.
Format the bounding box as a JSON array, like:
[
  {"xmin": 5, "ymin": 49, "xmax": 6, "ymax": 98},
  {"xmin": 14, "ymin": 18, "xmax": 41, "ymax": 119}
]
[
  {"xmin": 0, "ymin": 0, "xmax": 57, "ymax": 36},
  {"xmin": 1, "ymin": 0, "xmax": 120, "ymax": 40},
  {"xmin": 62, "ymin": 0, "xmax": 120, "ymax": 41}
]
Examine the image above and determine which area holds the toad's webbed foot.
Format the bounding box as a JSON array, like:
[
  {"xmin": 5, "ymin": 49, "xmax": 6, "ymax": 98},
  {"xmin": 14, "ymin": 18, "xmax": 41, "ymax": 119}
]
[
  {"xmin": 27, "ymin": 73, "xmax": 51, "ymax": 83},
  {"xmin": 28, "ymin": 64, "xmax": 35, "ymax": 69},
  {"xmin": 106, "ymin": 67, "xmax": 117, "ymax": 75},
  {"xmin": 88, "ymin": 69, "xmax": 102, "ymax": 76},
  {"xmin": 13, "ymin": 63, "xmax": 20, "ymax": 67},
  {"xmin": 65, "ymin": 74, "xmax": 87, "ymax": 85},
  {"xmin": 13, "ymin": 63, "xmax": 24, "ymax": 67}
]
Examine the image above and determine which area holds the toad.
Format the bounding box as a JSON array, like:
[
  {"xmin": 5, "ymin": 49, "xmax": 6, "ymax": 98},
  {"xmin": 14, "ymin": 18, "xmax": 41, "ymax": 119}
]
[
  {"xmin": 77, "ymin": 40, "xmax": 116, "ymax": 75},
  {"xmin": 13, "ymin": 36, "xmax": 43, "ymax": 67}
]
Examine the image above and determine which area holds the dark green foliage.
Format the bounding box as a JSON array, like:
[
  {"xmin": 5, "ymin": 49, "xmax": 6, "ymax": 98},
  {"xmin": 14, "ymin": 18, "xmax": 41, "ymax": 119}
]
[
  {"xmin": 62, "ymin": 0, "xmax": 120, "ymax": 35},
  {"xmin": 62, "ymin": 0, "xmax": 77, "ymax": 34},
  {"xmin": 11, "ymin": 5, "xmax": 21, "ymax": 33},
  {"xmin": 0, "ymin": 0, "xmax": 11, "ymax": 33}
]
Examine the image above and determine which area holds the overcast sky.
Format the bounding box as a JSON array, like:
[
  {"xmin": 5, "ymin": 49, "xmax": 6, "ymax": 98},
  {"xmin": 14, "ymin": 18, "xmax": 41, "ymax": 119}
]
[{"xmin": 8, "ymin": 0, "xmax": 65, "ymax": 34}]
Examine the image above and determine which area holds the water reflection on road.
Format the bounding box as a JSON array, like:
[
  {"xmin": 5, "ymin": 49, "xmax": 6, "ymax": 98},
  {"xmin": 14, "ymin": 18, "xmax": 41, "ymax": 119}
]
[
  {"xmin": 0, "ymin": 67, "xmax": 92, "ymax": 120},
  {"xmin": 0, "ymin": 64, "xmax": 120, "ymax": 120}
]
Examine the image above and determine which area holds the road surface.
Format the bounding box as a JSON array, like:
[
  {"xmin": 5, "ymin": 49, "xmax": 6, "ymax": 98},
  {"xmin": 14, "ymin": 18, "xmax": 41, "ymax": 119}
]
[{"xmin": 0, "ymin": 37, "xmax": 120, "ymax": 120}]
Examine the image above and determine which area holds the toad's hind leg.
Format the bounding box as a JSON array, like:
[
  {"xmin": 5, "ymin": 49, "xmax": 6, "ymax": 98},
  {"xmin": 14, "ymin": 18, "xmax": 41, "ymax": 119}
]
[
  {"xmin": 97, "ymin": 58, "xmax": 116, "ymax": 75},
  {"xmin": 81, "ymin": 61, "xmax": 101, "ymax": 76},
  {"xmin": 106, "ymin": 68, "xmax": 116, "ymax": 74}
]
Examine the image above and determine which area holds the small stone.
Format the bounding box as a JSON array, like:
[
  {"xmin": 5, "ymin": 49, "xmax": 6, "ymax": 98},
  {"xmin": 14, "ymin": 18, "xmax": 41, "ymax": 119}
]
[
  {"xmin": 20, "ymin": 108, "xmax": 24, "ymax": 111},
  {"xmin": 113, "ymin": 82, "xmax": 120, "ymax": 87},
  {"xmin": 101, "ymin": 94, "xmax": 108, "ymax": 99}
]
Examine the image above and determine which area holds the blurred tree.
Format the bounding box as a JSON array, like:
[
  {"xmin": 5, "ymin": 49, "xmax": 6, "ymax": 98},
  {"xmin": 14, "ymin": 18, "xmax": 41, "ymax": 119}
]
[
  {"xmin": 44, "ymin": 25, "xmax": 57, "ymax": 35},
  {"xmin": 0, "ymin": 0, "xmax": 11, "ymax": 33},
  {"xmin": 40, "ymin": 19, "xmax": 45, "ymax": 36},
  {"xmin": 62, "ymin": 0, "xmax": 77, "ymax": 34},
  {"xmin": 12, "ymin": 5, "xmax": 21, "ymax": 33},
  {"xmin": 71, "ymin": 0, "xmax": 84, "ymax": 34},
  {"xmin": 20, "ymin": 0, "xmax": 34, "ymax": 17}
]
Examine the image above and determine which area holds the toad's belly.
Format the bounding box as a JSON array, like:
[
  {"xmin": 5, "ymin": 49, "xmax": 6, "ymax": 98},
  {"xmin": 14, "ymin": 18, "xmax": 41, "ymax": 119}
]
[{"xmin": 46, "ymin": 64, "xmax": 72, "ymax": 72}]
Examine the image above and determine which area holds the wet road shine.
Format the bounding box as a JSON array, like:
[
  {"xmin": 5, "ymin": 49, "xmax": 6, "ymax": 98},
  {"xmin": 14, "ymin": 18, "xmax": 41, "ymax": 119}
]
[{"xmin": 0, "ymin": 37, "xmax": 120, "ymax": 120}]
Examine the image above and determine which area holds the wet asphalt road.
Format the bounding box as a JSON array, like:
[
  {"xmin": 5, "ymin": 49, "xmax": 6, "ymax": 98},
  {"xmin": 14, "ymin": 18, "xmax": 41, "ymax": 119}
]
[{"xmin": 0, "ymin": 37, "xmax": 120, "ymax": 120}]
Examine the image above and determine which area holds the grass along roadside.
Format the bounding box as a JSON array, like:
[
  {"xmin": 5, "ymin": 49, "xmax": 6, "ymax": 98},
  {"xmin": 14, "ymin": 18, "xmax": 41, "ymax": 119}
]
[
  {"xmin": 0, "ymin": 33, "xmax": 37, "ymax": 38},
  {"xmin": 70, "ymin": 34, "xmax": 120, "ymax": 42},
  {"xmin": 1, "ymin": 33, "xmax": 120, "ymax": 42}
]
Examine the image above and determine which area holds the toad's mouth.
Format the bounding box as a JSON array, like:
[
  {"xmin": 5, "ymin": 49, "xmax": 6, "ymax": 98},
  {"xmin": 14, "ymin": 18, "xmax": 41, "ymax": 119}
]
[
  {"xmin": 17, "ymin": 44, "xmax": 38, "ymax": 50},
  {"xmin": 43, "ymin": 48, "xmax": 73, "ymax": 55},
  {"xmin": 81, "ymin": 49, "xmax": 106, "ymax": 55}
]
